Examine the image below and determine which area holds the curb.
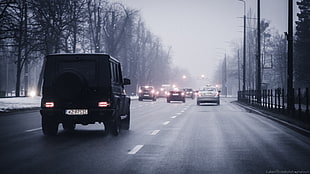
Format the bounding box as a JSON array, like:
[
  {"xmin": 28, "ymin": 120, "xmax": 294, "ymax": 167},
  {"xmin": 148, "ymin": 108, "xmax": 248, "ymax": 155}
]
[{"xmin": 233, "ymin": 101, "xmax": 310, "ymax": 137}]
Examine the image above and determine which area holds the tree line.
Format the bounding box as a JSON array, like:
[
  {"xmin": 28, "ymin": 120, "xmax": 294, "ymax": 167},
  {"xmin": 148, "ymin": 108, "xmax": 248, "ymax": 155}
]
[{"xmin": 0, "ymin": 0, "xmax": 174, "ymax": 96}]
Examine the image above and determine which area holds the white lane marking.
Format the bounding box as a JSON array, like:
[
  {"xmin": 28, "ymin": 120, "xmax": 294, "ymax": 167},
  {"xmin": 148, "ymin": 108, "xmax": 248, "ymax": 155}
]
[
  {"xmin": 176, "ymin": 113, "xmax": 181, "ymax": 115},
  {"xmin": 171, "ymin": 116, "xmax": 177, "ymax": 119},
  {"xmin": 163, "ymin": 121, "xmax": 170, "ymax": 125},
  {"xmin": 150, "ymin": 130, "xmax": 160, "ymax": 135},
  {"xmin": 180, "ymin": 110, "xmax": 185, "ymax": 113},
  {"xmin": 25, "ymin": 127, "xmax": 42, "ymax": 132},
  {"xmin": 128, "ymin": 145, "xmax": 144, "ymax": 154}
]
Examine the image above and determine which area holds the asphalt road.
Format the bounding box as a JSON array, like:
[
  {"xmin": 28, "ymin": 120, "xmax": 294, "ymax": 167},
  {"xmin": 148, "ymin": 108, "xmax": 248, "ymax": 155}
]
[{"xmin": 0, "ymin": 98, "xmax": 309, "ymax": 174}]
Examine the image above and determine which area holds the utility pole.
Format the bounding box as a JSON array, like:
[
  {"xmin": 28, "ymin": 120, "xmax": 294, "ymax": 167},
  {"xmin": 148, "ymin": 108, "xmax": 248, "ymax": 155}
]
[
  {"xmin": 256, "ymin": 0, "xmax": 261, "ymax": 104},
  {"xmin": 223, "ymin": 53, "xmax": 227, "ymax": 97},
  {"xmin": 287, "ymin": 0, "xmax": 294, "ymax": 112}
]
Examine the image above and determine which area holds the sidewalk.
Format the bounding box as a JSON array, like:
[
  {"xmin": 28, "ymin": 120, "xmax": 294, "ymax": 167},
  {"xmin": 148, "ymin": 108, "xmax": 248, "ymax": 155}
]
[{"xmin": 233, "ymin": 101, "xmax": 310, "ymax": 137}]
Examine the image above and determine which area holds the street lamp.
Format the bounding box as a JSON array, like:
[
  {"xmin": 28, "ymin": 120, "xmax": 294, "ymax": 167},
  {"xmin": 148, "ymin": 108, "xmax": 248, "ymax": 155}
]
[{"xmin": 238, "ymin": 0, "xmax": 246, "ymax": 93}]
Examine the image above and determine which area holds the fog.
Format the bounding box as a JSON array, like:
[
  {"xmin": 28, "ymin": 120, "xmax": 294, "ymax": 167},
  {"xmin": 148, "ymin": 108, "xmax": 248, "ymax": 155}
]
[{"xmin": 119, "ymin": 0, "xmax": 294, "ymax": 80}]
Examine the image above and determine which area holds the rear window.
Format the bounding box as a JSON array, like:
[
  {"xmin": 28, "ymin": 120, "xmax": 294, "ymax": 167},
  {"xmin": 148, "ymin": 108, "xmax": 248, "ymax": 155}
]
[
  {"xmin": 141, "ymin": 86, "xmax": 154, "ymax": 90},
  {"xmin": 202, "ymin": 87, "xmax": 217, "ymax": 92},
  {"xmin": 59, "ymin": 60, "xmax": 97, "ymax": 86}
]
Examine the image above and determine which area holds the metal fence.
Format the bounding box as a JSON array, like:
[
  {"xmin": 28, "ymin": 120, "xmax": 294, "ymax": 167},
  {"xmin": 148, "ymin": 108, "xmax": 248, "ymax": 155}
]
[{"xmin": 238, "ymin": 88, "xmax": 310, "ymax": 117}]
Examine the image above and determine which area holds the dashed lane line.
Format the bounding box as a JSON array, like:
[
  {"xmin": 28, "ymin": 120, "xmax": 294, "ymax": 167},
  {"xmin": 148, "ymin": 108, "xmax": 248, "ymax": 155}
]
[
  {"xmin": 25, "ymin": 127, "xmax": 42, "ymax": 132},
  {"xmin": 150, "ymin": 130, "xmax": 160, "ymax": 135},
  {"xmin": 163, "ymin": 121, "xmax": 170, "ymax": 125},
  {"xmin": 128, "ymin": 145, "xmax": 144, "ymax": 154},
  {"xmin": 171, "ymin": 116, "xmax": 177, "ymax": 119}
]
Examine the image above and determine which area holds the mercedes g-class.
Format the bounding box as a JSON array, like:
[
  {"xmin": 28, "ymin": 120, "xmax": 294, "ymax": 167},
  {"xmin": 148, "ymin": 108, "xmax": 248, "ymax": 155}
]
[{"xmin": 40, "ymin": 54, "xmax": 131, "ymax": 136}]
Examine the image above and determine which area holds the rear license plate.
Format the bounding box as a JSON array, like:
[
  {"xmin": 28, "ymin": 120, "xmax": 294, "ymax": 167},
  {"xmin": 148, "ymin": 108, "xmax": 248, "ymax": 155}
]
[
  {"xmin": 144, "ymin": 94, "xmax": 149, "ymax": 96},
  {"xmin": 172, "ymin": 93, "xmax": 179, "ymax": 96},
  {"xmin": 65, "ymin": 109, "xmax": 88, "ymax": 115}
]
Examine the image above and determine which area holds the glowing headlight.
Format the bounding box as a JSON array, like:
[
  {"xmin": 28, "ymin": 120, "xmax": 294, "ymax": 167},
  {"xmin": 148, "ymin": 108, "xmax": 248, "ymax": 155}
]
[{"xmin": 29, "ymin": 90, "xmax": 36, "ymax": 97}]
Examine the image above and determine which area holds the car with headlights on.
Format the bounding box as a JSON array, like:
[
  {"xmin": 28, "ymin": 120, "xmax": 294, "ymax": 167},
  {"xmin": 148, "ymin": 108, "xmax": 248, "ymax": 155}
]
[
  {"xmin": 157, "ymin": 84, "xmax": 171, "ymax": 98},
  {"xmin": 197, "ymin": 86, "xmax": 220, "ymax": 105},
  {"xmin": 167, "ymin": 89, "xmax": 185, "ymax": 103},
  {"xmin": 138, "ymin": 86, "xmax": 156, "ymax": 101},
  {"xmin": 183, "ymin": 88, "xmax": 195, "ymax": 99}
]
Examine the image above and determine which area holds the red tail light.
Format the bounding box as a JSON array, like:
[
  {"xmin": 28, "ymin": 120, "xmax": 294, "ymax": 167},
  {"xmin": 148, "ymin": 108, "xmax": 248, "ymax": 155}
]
[
  {"xmin": 45, "ymin": 102, "xmax": 54, "ymax": 108},
  {"xmin": 98, "ymin": 101, "xmax": 110, "ymax": 107}
]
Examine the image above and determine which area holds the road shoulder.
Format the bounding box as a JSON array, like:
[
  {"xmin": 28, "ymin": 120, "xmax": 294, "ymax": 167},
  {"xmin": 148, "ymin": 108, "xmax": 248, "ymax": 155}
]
[{"xmin": 233, "ymin": 101, "xmax": 310, "ymax": 137}]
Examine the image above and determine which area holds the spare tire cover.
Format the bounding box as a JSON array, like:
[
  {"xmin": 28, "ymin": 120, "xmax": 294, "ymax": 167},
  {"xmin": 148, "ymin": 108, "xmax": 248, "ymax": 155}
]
[{"xmin": 54, "ymin": 72, "xmax": 86, "ymax": 100}]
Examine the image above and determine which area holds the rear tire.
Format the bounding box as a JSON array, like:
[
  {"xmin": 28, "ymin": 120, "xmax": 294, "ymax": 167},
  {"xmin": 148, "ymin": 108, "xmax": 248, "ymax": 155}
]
[
  {"xmin": 42, "ymin": 116, "xmax": 59, "ymax": 136},
  {"xmin": 110, "ymin": 117, "xmax": 121, "ymax": 136},
  {"xmin": 197, "ymin": 101, "xmax": 200, "ymax": 106}
]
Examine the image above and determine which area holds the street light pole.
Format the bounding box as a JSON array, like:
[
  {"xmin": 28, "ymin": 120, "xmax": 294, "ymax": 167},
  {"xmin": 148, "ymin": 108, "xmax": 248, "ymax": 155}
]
[{"xmin": 238, "ymin": 0, "xmax": 246, "ymax": 94}]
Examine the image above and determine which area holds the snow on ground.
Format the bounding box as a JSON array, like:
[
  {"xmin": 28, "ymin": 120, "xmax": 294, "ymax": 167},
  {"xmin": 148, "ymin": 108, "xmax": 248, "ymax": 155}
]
[
  {"xmin": 0, "ymin": 96, "xmax": 41, "ymax": 112},
  {"xmin": 0, "ymin": 96, "xmax": 139, "ymax": 112}
]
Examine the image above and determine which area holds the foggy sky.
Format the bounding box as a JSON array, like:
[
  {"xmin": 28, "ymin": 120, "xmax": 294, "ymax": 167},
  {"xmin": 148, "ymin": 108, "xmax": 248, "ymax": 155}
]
[{"xmin": 117, "ymin": 0, "xmax": 298, "ymax": 81}]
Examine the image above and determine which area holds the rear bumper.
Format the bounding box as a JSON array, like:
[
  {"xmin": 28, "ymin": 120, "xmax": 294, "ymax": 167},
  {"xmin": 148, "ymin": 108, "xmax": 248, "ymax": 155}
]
[
  {"xmin": 139, "ymin": 94, "xmax": 156, "ymax": 99},
  {"xmin": 40, "ymin": 108, "xmax": 114, "ymax": 124},
  {"xmin": 197, "ymin": 97, "xmax": 219, "ymax": 103},
  {"xmin": 167, "ymin": 96, "xmax": 185, "ymax": 101}
]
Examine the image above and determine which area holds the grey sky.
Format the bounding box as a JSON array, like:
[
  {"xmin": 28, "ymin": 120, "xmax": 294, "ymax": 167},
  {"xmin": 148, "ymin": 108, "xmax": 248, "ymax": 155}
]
[{"xmin": 116, "ymin": 0, "xmax": 298, "ymax": 80}]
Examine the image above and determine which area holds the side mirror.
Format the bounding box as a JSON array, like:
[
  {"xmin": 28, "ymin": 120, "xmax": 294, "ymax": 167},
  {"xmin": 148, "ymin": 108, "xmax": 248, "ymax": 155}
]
[
  {"xmin": 218, "ymin": 90, "xmax": 221, "ymax": 93},
  {"xmin": 123, "ymin": 78, "xmax": 131, "ymax": 85}
]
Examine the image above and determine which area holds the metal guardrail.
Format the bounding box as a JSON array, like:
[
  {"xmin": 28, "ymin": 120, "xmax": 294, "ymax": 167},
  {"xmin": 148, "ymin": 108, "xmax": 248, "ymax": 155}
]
[{"xmin": 238, "ymin": 88, "xmax": 310, "ymax": 117}]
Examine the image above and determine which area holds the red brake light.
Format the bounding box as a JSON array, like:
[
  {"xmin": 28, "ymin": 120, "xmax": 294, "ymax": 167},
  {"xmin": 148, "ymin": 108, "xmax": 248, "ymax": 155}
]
[
  {"xmin": 98, "ymin": 101, "xmax": 110, "ymax": 107},
  {"xmin": 45, "ymin": 102, "xmax": 54, "ymax": 108}
]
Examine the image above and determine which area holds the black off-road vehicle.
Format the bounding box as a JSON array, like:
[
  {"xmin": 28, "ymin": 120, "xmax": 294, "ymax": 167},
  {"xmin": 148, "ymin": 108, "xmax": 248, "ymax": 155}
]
[{"xmin": 40, "ymin": 54, "xmax": 131, "ymax": 136}]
